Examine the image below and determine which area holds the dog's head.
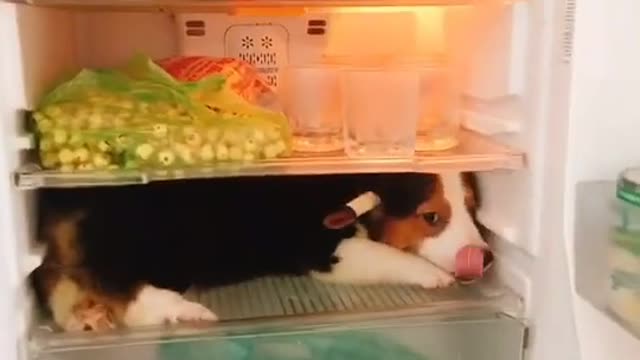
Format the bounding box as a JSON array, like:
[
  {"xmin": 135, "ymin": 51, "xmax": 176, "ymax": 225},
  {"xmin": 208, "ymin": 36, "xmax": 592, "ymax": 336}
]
[{"xmin": 324, "ymin": 172, "xmax": 492, "ymax": 274}]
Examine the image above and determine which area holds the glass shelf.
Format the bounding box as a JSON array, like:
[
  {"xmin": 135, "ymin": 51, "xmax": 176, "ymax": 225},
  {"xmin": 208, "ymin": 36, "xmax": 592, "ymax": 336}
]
[
  {"xmin": 14, "ymin": 130, "xmax": 523, "ymax": 189},
  {"xmin": 574, "ymin": 181, "xmax": 640, "ymax": 341},
  {"xmin": 11, "ymin": 0, "xmax": 489, "ymax": 11},
  {"xmin": 30, "ymin": 277, "xmax": 524, "ymax": 360}
]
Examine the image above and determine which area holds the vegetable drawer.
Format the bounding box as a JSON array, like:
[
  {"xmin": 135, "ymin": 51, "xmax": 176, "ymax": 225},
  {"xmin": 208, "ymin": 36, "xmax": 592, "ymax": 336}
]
[
  {"xmin": 30, "ymin": 278, "xmax": 526, "ymax": 360},
  {"xmin": 37, "ymin": 313, "xmax": 525, "ymax": 360}
]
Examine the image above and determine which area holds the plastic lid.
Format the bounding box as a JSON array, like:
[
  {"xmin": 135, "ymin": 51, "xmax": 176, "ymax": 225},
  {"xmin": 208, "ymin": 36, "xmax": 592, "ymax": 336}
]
[
  {"xmin": 617, "ymin": 168, "xmax": 640, "ymax": 207},
  {"xmin": 622, "ymin": 168, "xmax": 640, "ymax": 186}
]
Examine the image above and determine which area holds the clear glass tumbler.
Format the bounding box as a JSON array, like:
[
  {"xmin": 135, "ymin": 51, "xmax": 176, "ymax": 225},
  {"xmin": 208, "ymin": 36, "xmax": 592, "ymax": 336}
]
[
  {"xmin": 415, "ymin": 65, "xmax": 460, "ymax": 152},
  {"xmin": 341, "ymin": 68, "xmax": 420, "ymax": 158},
  {"xmin": 280, "ymin": 66, "xmax": 343, "ymax": 153}
]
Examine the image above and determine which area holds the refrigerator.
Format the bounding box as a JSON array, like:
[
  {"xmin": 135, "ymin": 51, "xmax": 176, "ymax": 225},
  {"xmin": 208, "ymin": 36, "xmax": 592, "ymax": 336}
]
[{"xmin": 0, "ymin": 0, "xmax": 637, "ymax": 359}]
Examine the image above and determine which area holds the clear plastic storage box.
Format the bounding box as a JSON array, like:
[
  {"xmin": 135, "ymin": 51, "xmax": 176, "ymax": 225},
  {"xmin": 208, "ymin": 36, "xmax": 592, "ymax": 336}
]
[{"xmin": 609, "ymin": 169, "xmax": 640, "ymax": 333}]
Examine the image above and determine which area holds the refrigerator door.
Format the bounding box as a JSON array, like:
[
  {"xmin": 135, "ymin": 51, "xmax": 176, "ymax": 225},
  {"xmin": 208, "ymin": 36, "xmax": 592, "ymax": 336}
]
[{"xmin": 567, "ymin": 0, "xmax": 640, "ymax": 359}]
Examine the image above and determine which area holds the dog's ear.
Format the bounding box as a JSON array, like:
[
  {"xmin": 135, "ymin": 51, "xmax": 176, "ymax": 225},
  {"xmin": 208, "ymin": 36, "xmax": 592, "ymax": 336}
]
[
  {"xmin": 462, "ymin": 172, "xmax": 481, "ymax": 209},
  {"xmin": 323, "ymin": 207, "xmax": 357, "ymax": 229},
  {"xmin": 324, "ymin": 191, "xmax": 382, "ymax": 229}
]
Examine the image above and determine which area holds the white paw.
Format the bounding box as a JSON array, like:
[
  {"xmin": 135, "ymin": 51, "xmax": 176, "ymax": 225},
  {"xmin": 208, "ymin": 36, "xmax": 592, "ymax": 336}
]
[
  {"xmin": 123, "ymin": 286, "xmax": 217, "ymax": 327},
  {"xmin": 414, "ymin": 266, "xmax": 455, "ymax": 289},
  {"xmin": 168, "ymin": 299, "xmax": 218, "ymax": 324}
]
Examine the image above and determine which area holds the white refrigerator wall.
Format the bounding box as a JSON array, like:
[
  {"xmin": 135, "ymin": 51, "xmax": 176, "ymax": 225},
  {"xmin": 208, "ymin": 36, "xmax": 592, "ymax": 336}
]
[
  {"xmin": 565, "ymin": 0, "xmax": 640, "ymax": 359},
  {"xmin": 0, "ymin": 5, "xmax": 61, "ymax": 360}
]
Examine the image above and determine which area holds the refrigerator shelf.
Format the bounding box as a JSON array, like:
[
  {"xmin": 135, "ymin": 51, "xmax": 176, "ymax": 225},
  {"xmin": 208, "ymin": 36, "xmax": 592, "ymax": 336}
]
[
  {"xmin": 14, "ymin": 130, "xmax": 523, "ymax": 189},
  {"xmin": 30, "ymin": 277, "xmax": 524, "ymax": 360}
]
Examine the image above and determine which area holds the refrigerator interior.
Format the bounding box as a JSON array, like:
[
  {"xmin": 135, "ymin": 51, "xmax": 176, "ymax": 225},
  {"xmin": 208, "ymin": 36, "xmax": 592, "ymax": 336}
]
[{"xmin": 0, "ymin": 0, "xmax": 580, "ymax": 359}]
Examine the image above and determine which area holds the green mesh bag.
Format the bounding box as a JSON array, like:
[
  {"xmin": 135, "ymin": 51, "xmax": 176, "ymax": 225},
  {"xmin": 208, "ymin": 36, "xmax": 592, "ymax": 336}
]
[{"xmin": 33, "ymin": 55, "xmax": 291, "ymax": 172}]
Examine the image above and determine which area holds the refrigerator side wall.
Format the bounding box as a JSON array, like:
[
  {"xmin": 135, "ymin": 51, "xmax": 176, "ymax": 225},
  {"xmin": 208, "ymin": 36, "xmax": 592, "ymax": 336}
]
[
  {"xmin": 0, "ymin": 5, "xmax": 79, "ymax": 360},
  {"xmin": 1, "ymin": 5, "xmax": 32, "ymax": 360}
]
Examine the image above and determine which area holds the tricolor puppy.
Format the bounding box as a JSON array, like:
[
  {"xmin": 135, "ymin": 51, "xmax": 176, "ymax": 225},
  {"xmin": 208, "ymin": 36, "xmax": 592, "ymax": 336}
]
[{"xmin": 31, "ymin": 172, "xmax": 491, "ymax": 331}]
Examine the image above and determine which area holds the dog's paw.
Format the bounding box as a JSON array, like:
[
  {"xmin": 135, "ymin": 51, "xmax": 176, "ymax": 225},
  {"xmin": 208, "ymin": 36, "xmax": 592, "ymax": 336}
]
[
  {"xmin": 123, "ymin": 286, "xmax": 217, "ymax": 327},
  {"xmin": 415, "ymin": 265, "xmax": 455, "ymax": 289},
  {"xmin": 65, "ymin": 300, "xmax": 116, "ymax": 332},
  {"xmin": 166, "ymin": 299, "xmax": 218, "ymax": 324}
]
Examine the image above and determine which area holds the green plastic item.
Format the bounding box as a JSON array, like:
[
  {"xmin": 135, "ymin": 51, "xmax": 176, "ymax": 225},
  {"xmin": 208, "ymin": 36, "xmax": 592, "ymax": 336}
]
[
  {"xmin": 33, "ymin": 55, "xmax": 291, "ymax": 172},
  {"xmin": 613, "ymin": 229, "xmax": 640, "ymax": 257},
  {"xmin": 158, "ymin": 332, "xmax": 428, "ymax": 360}
]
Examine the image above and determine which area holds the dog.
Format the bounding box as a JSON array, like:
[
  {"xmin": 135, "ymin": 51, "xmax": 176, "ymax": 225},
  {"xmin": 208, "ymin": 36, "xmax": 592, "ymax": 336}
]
[{"xmin": 30, "ymin": 171, "xmax": 491, "ymax": 331}]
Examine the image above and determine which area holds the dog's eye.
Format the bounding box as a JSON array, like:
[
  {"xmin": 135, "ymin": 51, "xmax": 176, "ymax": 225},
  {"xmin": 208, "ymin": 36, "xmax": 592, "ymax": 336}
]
[{"xmin": 423, "ymin": 212, "xmax": 440, "ymax": 225}]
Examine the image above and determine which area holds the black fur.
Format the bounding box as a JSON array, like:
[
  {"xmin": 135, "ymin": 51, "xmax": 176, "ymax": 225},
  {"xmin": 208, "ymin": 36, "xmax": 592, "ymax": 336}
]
[{"xmin": 37, "ymin": 173, "xmax": 437, "ymax": 297}]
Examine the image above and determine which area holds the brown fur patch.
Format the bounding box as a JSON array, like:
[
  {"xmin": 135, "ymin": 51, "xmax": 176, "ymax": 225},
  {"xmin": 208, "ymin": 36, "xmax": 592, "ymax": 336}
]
[
  {"xmin": 380, "ymin": 176, "xmax": 452, "ymax": 251},
  {"xmin": 33, "ymin": 212, "xmax": 139, "ymax": 331},
  {"xmin": 462, "ymin": 172, "xmax": 480, "ymax": 210},
  {"xmin": 33, "ymin": 265, "xmax": 136, "ymax": 331},
  {"xmin": 42, "ymin": 212, "xmax": 85, "ymax": 267}
]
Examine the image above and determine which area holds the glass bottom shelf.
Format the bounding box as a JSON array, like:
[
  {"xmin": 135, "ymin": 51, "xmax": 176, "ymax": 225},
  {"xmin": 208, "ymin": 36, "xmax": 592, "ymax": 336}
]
[
  {"xmin": 30, "ymin": 277, "xmax": 525, "ymax": 360},
  {"xmin": 15, "ymin": 131, "xmax": 523, "ymax": 189}
]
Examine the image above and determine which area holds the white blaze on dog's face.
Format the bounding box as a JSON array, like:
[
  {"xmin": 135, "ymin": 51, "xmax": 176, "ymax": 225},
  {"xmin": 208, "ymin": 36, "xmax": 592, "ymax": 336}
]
[
  {"xmin": 416, "ymin": 172, "xmax": 486, "ymax": 272},
  {"xmin": 378, "ymin": 172, "xmax": 486, "ymax": 273}
]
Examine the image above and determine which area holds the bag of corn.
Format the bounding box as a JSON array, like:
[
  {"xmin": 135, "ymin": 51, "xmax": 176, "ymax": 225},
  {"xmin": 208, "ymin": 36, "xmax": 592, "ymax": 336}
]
[{"xmin": 33, "ymin": 55, "xmax": 291, "ymax": 172}]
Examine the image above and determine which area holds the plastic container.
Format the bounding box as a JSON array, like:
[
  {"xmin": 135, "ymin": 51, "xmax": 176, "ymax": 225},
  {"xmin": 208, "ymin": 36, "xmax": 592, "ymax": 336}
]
[
  {"xmin": 616, "ymin": 168, "xmax": 640, "ymax": 232},
  {"xmin": 341, "ymin": 67, "xmax": 420, "ymax": 157},
  {"xmin": 608, "ymin": 168, "xmax": 640, "ymax": 333},
  {"xmin": 280, "ymin": 66, "xmax": 343, "ymax": 152}
]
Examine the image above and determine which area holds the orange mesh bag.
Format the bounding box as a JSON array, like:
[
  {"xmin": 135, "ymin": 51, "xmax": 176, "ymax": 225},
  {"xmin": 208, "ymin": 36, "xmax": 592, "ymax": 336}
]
[{"xmin": 157, "ymin": 56, "xmax": 277, "ymax": 107}]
